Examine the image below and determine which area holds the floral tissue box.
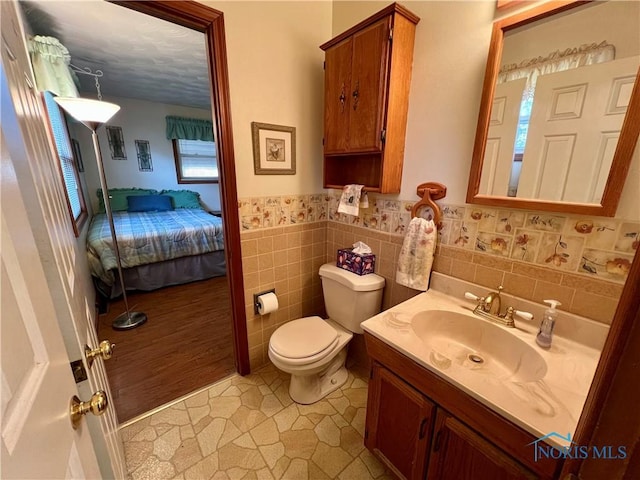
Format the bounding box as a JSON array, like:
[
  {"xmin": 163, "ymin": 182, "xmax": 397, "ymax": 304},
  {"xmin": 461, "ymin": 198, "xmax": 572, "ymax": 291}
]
[{"xmin": 337, "ymin": 248, "xmax": 376, "ymax": 275}]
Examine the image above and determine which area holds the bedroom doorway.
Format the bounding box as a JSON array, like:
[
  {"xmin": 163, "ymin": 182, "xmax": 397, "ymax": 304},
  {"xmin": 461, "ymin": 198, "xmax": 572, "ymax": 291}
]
[
  {"xmin": 18, "ymin": 0, "xmax": 249, "ymax": 423},
  {"xmin": 105, "ymin": 1, "xmax": 248, "ymax": 423}
]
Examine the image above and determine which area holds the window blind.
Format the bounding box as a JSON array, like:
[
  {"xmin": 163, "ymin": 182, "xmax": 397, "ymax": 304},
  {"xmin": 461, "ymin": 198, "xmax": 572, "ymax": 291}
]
[
  {"xmin": 176, "ymin": 139, "xmax": 218, "ymax": 179},
  {"xmin": 43, "ymin": 91, "xmax": 82, "ymax": 219}
]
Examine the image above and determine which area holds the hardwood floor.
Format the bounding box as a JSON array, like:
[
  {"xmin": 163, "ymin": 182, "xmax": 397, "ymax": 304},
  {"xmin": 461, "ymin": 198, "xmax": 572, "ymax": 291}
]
[{"xmin": 97, "ymin": 276, "xmax": 236, "ymax": 423}]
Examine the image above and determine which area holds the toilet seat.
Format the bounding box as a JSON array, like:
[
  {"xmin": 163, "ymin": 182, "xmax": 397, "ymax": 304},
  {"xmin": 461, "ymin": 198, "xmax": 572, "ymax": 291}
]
[{"xmin": 269, "ymin": 316, "xmax": 339, "ymax": 365}]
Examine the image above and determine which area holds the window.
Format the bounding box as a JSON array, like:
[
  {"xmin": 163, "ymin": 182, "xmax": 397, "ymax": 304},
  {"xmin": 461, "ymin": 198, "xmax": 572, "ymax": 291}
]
[
  {"xmin": 42, "ymin": 91, "xmax": 87, "ymax": 236},
  {"xmin": 172, "ymin": 138, "xmax": 218, "ymax": 184}
]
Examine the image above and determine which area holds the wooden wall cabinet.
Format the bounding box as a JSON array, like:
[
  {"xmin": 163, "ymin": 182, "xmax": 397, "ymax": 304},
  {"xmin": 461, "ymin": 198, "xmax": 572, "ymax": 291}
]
[
  {"xmin": 320, "ymin": 3, "xmax": 419, "ymax": 193},
  {"xmin": 364, "ymin": 333, "xmax": 562, "ymax": 480}
]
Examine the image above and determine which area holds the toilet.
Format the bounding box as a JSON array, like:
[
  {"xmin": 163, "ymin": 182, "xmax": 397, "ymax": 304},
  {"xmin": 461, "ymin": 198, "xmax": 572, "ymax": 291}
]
[{"xmin": 268, "ymin": 263, "xmax": 385, "ymax": 404}]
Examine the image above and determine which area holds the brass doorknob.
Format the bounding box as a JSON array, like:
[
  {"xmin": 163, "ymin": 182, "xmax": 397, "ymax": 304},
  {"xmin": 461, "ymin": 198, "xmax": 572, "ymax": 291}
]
[
  {"xmin": 69, "ymin": 390, "xmax": 108, "ymax": 429},
  {"xmin": 85, "ymin": 340, "xmax": 115, "ymax": 368}
]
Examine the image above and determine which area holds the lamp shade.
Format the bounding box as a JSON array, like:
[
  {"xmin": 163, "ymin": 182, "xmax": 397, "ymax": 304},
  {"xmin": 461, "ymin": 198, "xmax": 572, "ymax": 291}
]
[{"xmin": 53, "ymin": 97, "xmax": 120, "ymax": 128}]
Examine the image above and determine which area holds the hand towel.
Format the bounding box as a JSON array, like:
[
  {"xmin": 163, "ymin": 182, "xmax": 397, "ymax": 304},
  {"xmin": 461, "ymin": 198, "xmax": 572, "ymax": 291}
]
[
  {"xmin": 337, "ymin": 184, "xmax": 364, "ymax": 216},
  {"xmin": 396, "ymin": 217, "xmax": 437, "ymax": 291}
]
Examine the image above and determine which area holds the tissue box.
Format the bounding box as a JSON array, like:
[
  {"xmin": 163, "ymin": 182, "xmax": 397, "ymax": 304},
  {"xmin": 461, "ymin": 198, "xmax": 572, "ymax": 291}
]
[{"xmin": 336, "ymin": 248, "xmax": 376, "ymax": 275}]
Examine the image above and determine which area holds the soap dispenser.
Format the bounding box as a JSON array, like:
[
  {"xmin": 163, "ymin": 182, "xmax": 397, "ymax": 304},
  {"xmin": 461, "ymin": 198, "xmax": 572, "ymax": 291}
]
[{"xmin": 536, "ymin": 300, "xmax": 561, "ymax": 349}]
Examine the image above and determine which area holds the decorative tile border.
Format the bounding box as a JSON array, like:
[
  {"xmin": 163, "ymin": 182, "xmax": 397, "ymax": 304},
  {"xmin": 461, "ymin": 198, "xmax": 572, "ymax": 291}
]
[
  {"xmin": 238, "ymin": 194, "xmax": 328, "ymax": 230},
  {"xmin": 323, "ymin": 192, "xmax": 638, "ymax": 285},
  {"xmin": 239, "ymin": 192, "xmax": 638, "ymax": 284}
]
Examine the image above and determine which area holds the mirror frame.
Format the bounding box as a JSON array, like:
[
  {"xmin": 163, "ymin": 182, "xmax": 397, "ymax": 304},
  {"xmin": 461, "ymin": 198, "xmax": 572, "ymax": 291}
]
[{"xmin": 467, "ymin": 0, "xmax": 640, "ymax": 216}]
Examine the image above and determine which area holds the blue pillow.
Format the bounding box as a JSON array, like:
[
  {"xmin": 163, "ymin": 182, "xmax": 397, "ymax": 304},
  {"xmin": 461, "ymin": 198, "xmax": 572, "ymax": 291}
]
[
  {"xmin": 97, "ymin": 188, "xmax": 158, "ymax": 213},
  {"xmin": 127, "ymin": 195, "xmax": 173, "ymax": 212}
]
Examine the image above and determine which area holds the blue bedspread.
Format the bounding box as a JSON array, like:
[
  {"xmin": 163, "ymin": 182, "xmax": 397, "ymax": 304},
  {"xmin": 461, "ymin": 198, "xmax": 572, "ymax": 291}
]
[{"xmin": 87, "ymin": 209, "xmax": 224, "ymax": 286}]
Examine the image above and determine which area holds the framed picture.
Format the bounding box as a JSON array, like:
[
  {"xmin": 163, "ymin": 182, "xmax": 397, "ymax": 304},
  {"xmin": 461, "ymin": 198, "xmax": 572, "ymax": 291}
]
[
  {"xmin": 135, "ymin": 140, "xmax": 153, "ymax": 172},
  {"xmin": 251, "ymin": 122, "xmax": 296, "ymax": 175},
  {"xmin": 106, "ymin": 125, "xmax": 127, "ymax": 160},
  {"xmin": 71, "ymin": 138, "xmax": 84, "ymax": 172}
]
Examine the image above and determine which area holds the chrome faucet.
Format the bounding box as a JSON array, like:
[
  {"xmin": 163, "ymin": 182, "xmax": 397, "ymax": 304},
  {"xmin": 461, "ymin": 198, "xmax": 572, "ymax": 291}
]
[{"xmin": 464, "ymin": 285, "xmax": 533, "ymax": 328}]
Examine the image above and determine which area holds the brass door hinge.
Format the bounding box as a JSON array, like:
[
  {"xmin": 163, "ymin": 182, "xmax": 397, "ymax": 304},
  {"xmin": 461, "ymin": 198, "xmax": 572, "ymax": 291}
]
[
  {"xmin": 389, "ymin": 28, "xmax": 393, "ymax": 41},
  {"xmin": 381, "ymin": 129, "xmax": 386, "ymax": 143}
]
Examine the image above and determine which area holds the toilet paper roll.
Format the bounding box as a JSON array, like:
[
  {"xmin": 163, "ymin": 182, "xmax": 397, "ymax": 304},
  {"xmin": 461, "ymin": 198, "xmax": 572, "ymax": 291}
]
[{"xmin": 257, "ymin": 292, "xmax": 279, "ymax": 315}]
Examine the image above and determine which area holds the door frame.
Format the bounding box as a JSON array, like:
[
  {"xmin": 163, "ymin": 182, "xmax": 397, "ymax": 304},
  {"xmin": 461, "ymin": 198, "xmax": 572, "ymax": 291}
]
[{"xmin": 112, "ymin": 0, "xmax": 249, "ymax": 375}]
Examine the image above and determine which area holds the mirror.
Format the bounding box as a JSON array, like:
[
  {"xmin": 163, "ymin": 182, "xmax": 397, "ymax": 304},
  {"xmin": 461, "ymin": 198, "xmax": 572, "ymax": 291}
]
[{"xmin": 467, "ymin": 0, "xmax": 640, "ymax": 216}]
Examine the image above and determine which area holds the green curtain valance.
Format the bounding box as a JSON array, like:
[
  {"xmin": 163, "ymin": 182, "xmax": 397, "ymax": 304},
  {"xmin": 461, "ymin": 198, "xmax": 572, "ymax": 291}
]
[
  {"xmin": 166, "ymin": 116, "xmax": 214, "ymax": 142},
  {"xmin": 28, "ymin": 36, "xmax": 78, "ymax": 98}
]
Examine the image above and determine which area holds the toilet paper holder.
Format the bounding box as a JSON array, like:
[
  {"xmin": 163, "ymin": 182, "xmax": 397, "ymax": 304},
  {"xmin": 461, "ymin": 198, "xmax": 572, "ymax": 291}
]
[{"xmin": 254, "ymin": 289, "xmax": 276, "ymax": 315}]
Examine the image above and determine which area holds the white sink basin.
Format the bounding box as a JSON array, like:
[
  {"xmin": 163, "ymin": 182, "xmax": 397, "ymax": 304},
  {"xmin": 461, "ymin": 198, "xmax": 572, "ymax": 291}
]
[{"xmin": 411, "ymin": 310, "xmax": 547, "ymax": 383}]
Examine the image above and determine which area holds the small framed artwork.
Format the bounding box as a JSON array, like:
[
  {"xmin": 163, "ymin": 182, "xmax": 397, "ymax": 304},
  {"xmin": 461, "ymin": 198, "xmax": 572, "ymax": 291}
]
[
  {"xmin": 135, "ymin": 140, "xmax": 153, "ymax": 172},
  {"xmin": 251, "ymin": 122, "xmax": 296, "ymax": 175},
  {"xmin": 71, "ymin": 138, "xmax": 84, "ymax": 172},
  {"xmin": 106, "ymin": 125, "xmax": 127, "ymax": 160}
]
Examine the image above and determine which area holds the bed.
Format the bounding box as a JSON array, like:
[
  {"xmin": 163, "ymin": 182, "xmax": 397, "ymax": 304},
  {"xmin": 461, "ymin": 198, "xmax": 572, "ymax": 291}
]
[{"xmin": 87, "ymin": 205, "xmax": 226, "ymax": 300}]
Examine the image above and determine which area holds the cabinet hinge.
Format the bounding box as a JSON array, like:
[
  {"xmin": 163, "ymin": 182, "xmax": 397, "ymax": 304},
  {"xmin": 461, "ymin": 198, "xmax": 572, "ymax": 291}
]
[
  {"xmin": 70, "ymin": 359, "xmax": 88, "ymax": 384},
  {"xmin": 380, "ymin": 129, "xmax": 386, "ymax": 143},
  {"xmin": 389, "ymin": 28, "xmax": 393, "ymax": 42}
]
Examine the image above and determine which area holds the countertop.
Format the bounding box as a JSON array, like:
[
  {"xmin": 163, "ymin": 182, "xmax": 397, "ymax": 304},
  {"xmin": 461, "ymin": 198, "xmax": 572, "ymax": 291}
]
[{"xmin": 360, "ymin": 288, "xmax": 603, "ymax": 447}]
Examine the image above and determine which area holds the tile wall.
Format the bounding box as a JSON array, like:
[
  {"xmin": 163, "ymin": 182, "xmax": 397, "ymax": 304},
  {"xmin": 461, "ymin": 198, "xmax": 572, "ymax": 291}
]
[
  {"xmin": 240, "ymin": 192, "xmax": 638, "ymax": 368},
  {"xmin": 241, "ymin": 219, "xmax": 327, "ymax": 370}
]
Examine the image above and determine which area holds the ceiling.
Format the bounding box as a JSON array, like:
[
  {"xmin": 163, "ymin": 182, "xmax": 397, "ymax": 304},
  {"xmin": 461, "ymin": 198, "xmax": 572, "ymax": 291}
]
[{"xmin": 20, "ymin": 0, "xmax": 212, "ymax": 109}]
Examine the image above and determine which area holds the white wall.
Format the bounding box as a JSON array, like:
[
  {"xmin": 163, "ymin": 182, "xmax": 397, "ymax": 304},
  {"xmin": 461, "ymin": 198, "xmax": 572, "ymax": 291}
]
[
  {"xmin": 501, "ymin": 1, "xmax": 640, "ymax": 65},
  {"xmin": 205, "ymin": 1, "xmax": 332, "ymax": 198},
  {"xmin": 70, "ymin": 96, "xmax": 221, "ymax": 212}
]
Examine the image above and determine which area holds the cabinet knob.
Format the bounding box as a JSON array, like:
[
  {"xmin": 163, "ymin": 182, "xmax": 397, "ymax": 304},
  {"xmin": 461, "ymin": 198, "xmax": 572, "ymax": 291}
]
[{"xmin": 339, "ymin": 83, "xmax": 346, "ymax": 112}]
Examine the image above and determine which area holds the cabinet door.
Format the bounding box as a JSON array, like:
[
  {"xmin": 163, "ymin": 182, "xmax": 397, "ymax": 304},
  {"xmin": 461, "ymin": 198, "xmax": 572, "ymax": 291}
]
[
  {"xmin": 365, "ymin": 363, "xmax": 434, "ymax": 480},
  {"xmin": 324, "ymin": 37, "xmax": 353, "ymax": 154},
  {"xmin": 427, "ymin": 411, "xmax": 537, "ymax": 480},
  {"xmin": 348, "ymin": 17, "xmax": 391, "ymax": 152}
]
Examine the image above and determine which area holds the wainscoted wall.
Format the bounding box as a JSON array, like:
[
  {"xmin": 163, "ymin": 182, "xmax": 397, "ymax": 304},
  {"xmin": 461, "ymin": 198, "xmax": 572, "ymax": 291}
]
[
  {"xmin": 240, "ymin": 192, "xmax": 638, "ymax": 368},
  {"xmin": 240, "ymin": 220, "xmax": 327, "ymax": 369},
  {"xmin": 326, "ymin": 191, "xmax": 636, "ymax": 324}
]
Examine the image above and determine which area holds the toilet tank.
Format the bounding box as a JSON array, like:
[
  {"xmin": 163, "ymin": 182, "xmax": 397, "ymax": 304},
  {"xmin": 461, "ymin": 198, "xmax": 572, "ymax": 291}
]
[{"xmin": 319, "ymin": 263, "xmax": 385, "ymax": 334}]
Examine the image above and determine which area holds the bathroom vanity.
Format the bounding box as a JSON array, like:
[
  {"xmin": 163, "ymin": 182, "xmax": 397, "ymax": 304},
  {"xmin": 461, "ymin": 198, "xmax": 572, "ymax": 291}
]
[{"xmin": 361, "ymin": 280, "xmax": 605, "ymax": 480}]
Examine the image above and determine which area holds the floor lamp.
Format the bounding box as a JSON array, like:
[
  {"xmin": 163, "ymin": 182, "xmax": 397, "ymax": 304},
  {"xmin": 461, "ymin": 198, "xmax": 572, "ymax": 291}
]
[{"xmin": 54, "ymin": 97, "xmax": 147, "ymax": 330}]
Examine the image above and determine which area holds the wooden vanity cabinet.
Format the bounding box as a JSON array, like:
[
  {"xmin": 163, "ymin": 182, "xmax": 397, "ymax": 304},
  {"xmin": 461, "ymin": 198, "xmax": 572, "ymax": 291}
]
[
  {"xmin": 427, "ymin": 411, "xmax": 537, "ymax": 480},
  {"xmin": 365, "ymin": 364, "xmax": 434, "ymax": 479},
  {"xmin": 364, "ymin": 333, "xmax": 562, "ymax": 480},
  {"xmin": 320, "ymin": 3, "xmax": 419, "ymax": 193}
]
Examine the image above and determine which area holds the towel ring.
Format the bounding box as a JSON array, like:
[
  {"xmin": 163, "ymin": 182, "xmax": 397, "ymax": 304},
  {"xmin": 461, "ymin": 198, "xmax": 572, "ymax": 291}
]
[{"xmin": 410, "ymin": 182, "xmax": 447, "ymax": 228}]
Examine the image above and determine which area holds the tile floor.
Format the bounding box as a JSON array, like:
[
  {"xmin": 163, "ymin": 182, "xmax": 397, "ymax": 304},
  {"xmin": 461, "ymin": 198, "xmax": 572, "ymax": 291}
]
[{"xmin": 121, "ymin": 363, "xmax": 393, "ymax": 479}]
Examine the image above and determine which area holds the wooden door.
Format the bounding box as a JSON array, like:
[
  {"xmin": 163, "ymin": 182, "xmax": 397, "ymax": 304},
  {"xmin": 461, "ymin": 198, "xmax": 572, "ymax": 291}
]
[
  {"xmin": 324, "ymin": 37, "xmax": 353, "ymax": 154},
  {"xmin": 517, "ymin": 55, "xmax": 639, "ymax": 202},
  {"xmin": 365, "ymin": 363, "xmax": 434, "ymax": 480},
  {"xmin": 348, "ymin": 17, "xmax": 391, "ymax": 152},
  {"xmin": 480, "ymin": 77, "xmax": 527, "ymax": 196},
  {"xmin": 1, "ymin": 0, "xmax": 125, "ymax": 477},
  {"xmin": 427, "ymin": 410, "xmax": 537, "ymax": 480}
]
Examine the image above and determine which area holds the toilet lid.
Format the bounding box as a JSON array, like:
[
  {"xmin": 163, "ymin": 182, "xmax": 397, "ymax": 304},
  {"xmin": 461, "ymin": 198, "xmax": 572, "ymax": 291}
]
[{"xmin": 270, "ymin": 316, "xmax": 338, "ymax": 359}]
